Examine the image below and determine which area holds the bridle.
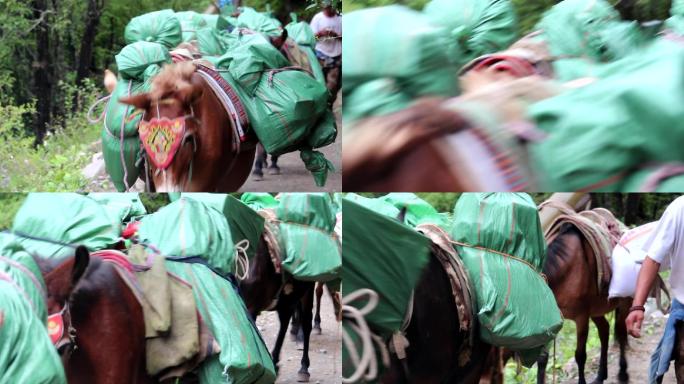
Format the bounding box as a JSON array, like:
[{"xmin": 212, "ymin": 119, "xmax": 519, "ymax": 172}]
[{"xmin": 47, "ymin": 301, "xmax": 78, "ymax": 360}]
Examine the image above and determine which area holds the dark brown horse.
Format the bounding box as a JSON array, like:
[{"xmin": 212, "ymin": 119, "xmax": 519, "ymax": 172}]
[
  {"xmin": 120, "ymin": 62, "xmax": 257, "ymax": 192},
  {"xmin": 377, "ymin": 244, "xmax": 496, "ymax": 384},
  {"xmin": 538, "ymin": 224, "xmax": 631, "ymax": 384},
  {"xmin": 239, "ymin": 234, "xmax": 316, "ymax": 382},
  {"xmin": 36, "ymin": 246, "xmax": 150, "ymax": 384}
]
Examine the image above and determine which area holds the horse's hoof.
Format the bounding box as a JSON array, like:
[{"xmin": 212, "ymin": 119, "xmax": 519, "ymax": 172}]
[
  {"xmin": 268, "ymin": 167, "xmax": 281, "ymax": 175},
  {"xmin": 296, "ymin": 341, "xmax": 304, "ymax": 351},
  {"xmin": 314, "ymin": 325, "xmax": 322, "ymax": 335},
  {"xmin": 297, "ymin": 372, "xmax": 310, "ymax": 382},
  {"xmin": 618, "ymin": 372, "xmax": 629, "ymax": 383},
  {"xmin": 252, "ymin": 173, "xmax": 263, "ymax": 181}
]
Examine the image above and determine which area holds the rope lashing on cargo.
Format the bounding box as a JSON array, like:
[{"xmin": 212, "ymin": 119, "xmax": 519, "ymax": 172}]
[
  {"xmin": 448, "ymin": 240, "xmax": 547, "ymax": 281},
  {"xmin": 234, "ymin": 239, "xmax": 250, "ymax": 281},
  {"xmin": 0, "ymin": 261, "xmax": 45, "ymax": 313},
  {"xmin": 342, "ymin": 288, "xmax": 389, "ymax": 384},
  {"xmin": 86, "ymin": 95, "xmax": 111, "ymax": 124},
  {"xmin": 389, "ymin": 290, "xmax": 413, "ymax": 377}
]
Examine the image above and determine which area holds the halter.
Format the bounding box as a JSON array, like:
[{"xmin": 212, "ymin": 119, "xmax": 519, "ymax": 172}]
[{"xmin": 47, "ymin": 301, "xmax": 77, "ymax": 360}]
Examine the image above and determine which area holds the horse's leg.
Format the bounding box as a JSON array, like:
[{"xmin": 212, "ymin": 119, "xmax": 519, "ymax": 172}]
[
  {"xmin": 252, "ymin": 143, "xmax": 266, "ymax": 180},
  {"xmin": 313, "ymin": 282, "xmax": 323, "ymax": 334},
  {"xmin": 590, "ymin": 316, "xmax": 610, "ymax": 384},
  {"xmin": 537, "ymin": 349, "xmax": 549, "ymax": 384},
  {"xmin": 614, "ymin": 304, "xmax": 630, "ymax": 383},
  {"xmin": 273, "ymin": 302, "xmax": 296, "ymax": 375},
  {"xmin": 290, "ymin": 303, "xmax": 302, "ymax": 342},
  {"xmin": 268, "ymin": 154, "xmax": 281, "ymax": 175},
  {"xmin": 674, "ymin": 321, "xmax": 684, "ymax": 382},
  {"xmin": 575, "ymin": 316, "xmax": 590, "ymax": 384},
  {"xmin": 298, "ymin": 287, "xmax": 314, "ymax": 382}
]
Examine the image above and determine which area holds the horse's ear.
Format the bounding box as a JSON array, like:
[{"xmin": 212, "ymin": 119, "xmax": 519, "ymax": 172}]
[
  {"xmin": 119, "ymin": 93, "xmax": 151, "ymax": 111},
  {"xmin": 72, "ymin": 246, "xmax": 90, "ymax": 286}
]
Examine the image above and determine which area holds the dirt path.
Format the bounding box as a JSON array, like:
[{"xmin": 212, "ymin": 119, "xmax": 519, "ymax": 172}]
[
  {"xmin": 85, "ymin": 93, "xmax": 342, "ymax": 193},
  {"xmin": 560, "ymin": 302, "xmax": 677, "ymax": 384},
  {"xmin": 256, "ymin": 286, "xmax": 342, "ymax": 384}
]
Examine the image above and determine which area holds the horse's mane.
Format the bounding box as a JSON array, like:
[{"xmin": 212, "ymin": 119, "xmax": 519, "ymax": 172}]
[
  {"xmin": 544, "ymin": 223, "xmax": 582, "ymax": 279},
  {"xmin": 150, "ymin": 61, "xmax": 197, "ymax": 101}
]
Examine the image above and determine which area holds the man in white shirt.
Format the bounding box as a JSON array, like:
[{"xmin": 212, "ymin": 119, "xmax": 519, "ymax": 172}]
[
  {"xmin": 310, "ymin": 0, "xmax": 342, "ymax": 100},
  {"xmin": 626, "ymin": 195, "xmax": 684, "ymax": 382}
]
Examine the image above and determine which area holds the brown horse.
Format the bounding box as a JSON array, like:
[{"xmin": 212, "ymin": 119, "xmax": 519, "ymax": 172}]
[
  {"xmin": 538, "ymin": 224, "xmax": 631, "ymax": 384},
  {"xmin": 36, "ymin": 246, "xmax": 150, "ymax": 384},
  {"xmin": 239, "ymin": 234, "xmax": 316, "ymax": 382},
  {"xmin": 120, "ymin": 62, "xmax": 257, "ymax": 192}
]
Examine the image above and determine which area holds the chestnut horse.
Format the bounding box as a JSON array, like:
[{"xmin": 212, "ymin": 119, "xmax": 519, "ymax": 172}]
[
  {"xmin": 537, "ymin": 224, "xmax": 631, "ymax": 384},
  {"xmin": 36, "ymin": 246, "xmax": 150, "ymax": 384},
  {"xmin": 120, "ymin": 62, "xmax": 257, "ymax": 192},
  {"xmin": 239, "ymin": 234, "xmax": 316, "ymax": 382}
]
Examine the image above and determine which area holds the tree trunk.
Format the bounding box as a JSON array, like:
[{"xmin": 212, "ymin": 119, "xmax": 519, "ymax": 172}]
[
  {"xmin": 75, "ymin": 0, "xmax": 104, "ymax": 88},
  {"xmin": 623, "ymin": 194, "xmax": 641, "ymax": 225},
  {"xmin": 32, "ymin": 0, "xmax": 51, "ymax": 146}
]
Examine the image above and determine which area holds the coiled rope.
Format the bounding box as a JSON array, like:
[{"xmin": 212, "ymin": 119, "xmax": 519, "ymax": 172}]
[
  {"xmin": 342, "ymin": 288, "xmax": 389, "ymax": 383},
  {"xmin": 234, "ymin": 239, "xmax": 250, "ymax": 281}
]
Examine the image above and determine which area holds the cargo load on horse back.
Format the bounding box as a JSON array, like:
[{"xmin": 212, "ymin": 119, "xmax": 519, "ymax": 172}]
[{"xmin": 98, "ymin": 8, "xmax": 337, "ymax": 192}]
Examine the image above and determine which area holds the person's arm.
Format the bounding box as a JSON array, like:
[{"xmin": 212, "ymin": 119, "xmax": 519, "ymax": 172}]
[{"xmin": 625, "ymin": 256, "xmax": 661, "ymax": 337}]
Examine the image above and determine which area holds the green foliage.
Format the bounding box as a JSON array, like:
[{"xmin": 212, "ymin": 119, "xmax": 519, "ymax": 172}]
[
  {"xmin": 139, "ymin": 193, "xmax": 172, "ymax": 213},
  {"xmin": 0, "ymin": 193, "xmax": 27, "ymax": 230},
  {"xmin": 511, "ymin": 0, "xmax": 555, "ymax": 35},
  {"xmin": 0, "ymin": 79, "xmax": 102, "ymax": 191},
  {"xmin": 343, "ymin": 0, "xmax": 428, "ymax": 12}
]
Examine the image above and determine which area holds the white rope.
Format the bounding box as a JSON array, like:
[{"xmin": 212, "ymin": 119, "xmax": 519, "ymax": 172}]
[
  {"xmin": 342, "ymin": 288, "xmax": 389, "ymax": 384},
  {"xmin": 234, "ymin": 239, "xmax": 250, "ymax": 281},
  {"xmin": 86, "ymin": 95, "xmax": 111, "ymax": 124}
]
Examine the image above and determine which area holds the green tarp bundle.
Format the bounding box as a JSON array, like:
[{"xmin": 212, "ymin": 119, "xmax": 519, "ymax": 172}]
[
  {"xmin": 343, "ymin": 193, "xmax": 401, "ymax": 219},
  {"xmin": 450, "ymin": 193, "xmax": 562, "ymax": 361},
  {"xmin": 342, "ymin": 198, "xmax": 430, "ymax": 378},
  {"xmin": 380, "ymin": 193, "xmax": 451, "ymax": 231},
  {"xmin": 529, "ymin": 39, "xmax": 684, "ymax": 191},
  {"xmin": 535, "ymin": 0, "xmax": 644, "ymax": 80},
  {"xmin": 235, "ymin": 7, "xmax": 283, "ymax": 37},
  {"xmin": 116, "ymin": 42, "xmax": 171, "ymax": 80},
  {"xmin": 164, "ymin": 261, "xmax": 275, "ymax": 384},
  {"xmin": 240, "ymin": 193, "xmax": 279, "ymax": 211},
  {"xmin": 423, "ymin": 0, "xmax": 518, "ymax": 70},
  {"xmin": 283, "ymin": 20, "xmax": 325, "ymax": 85},
  {"xmin": 11, "ymin": 193, "xmax": 121, "ymax": 259},
  {"xmin": 178, "ymin": 194, "xmax": 265, "ymax": 261},
  {"xmin": 125, "ymin": 9, "xmax": 182, "ymax": 49},
  {"xmin": 667, "ymin": 0, "xmax": 684, "ymax": 35},
  {"xmin": 137, "ymin": 198, "xmax": 236, "ymax": 276},
  {"xmin": 343, "ymin": 5, "xmax": 457, "ymax": 125},
  {"xmin": 275, "ymin": 194, "xmax": 341, "ymax": 281},
  {"xmin": 0, "ymin": 278, "xmax": 66, "ymax": 383},
  {"xmin": 88, "ymin": 193, "xmax": 147, "ymax": 225}
]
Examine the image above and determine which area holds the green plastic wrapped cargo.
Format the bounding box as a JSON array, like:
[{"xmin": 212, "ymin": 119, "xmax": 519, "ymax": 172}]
[
  {"xmin": 240, "ymin": 193, "xmax": 279, "ymax": 211},
  {"xmin": 342, "ymin": 198, "xmax": 430, "ymax": 378},
  {"xmin": 667, "ymin": 0, "xmax": 684, "ymax": 35},
  {"xmin": 423, "ymin": 0, "xmax": 518, "ymax": 69},
  {"xmin": 125, "ymin": 9, "xmax": 182, "ymax": 49},
  {"xmin": 88, "ymin": 193, "xmax": 147, "ymax": 225},
  {"xmin": 164, "ymin": 261, "xmax": 275, "ymax": 384},
  {"xmin": 180, "ymin": 194, "xmax": 265, "ymax": 261},
  {"xmin": 176, "ymin": 11, "xmax": 209, "ymax": 41},
  {"xmin": 343, "ymin": 5, "xmax": 457, "ymax": 124},
  {"xmin": 101, "ymin": 132, "xmax": 142, "ymax": 192},
  {"xmin": 450, "ymin": 193, "xmax": 562, "ymax": 360},
  {"xmin": 285, "ymin": 20, "xmax": 316, "ymax": 47},
  {"xmin": 137, "ymin": 197, "xmax": 237, "ymax": 276},
  {"xmin": 11, "ymin": 193, "xmax": 121, "ymax": 259},
  {"xmin": 0, "ymin": 234, "xmax": 49, "ymax": 319},
  {"xmin": 0, "ymin": 278, "xmax": 66, "ymax": 384},
  {"xmin": 276, "ymin": 194, "xmax": 341, "ymax": 281},
  {"xmin": 115, "ymin": 42, "xmax": 171, "ymax": 80},
  {"xmin": 529, "ymin": 39, "xmax": 684, "ymax": 191},
  {"xmin": 343, "ymin": 193, "xmax": 401, "ymax": 219},
  {"xmin": 235, "ymin": 7, "xmax": 282, "ymax": 36}
]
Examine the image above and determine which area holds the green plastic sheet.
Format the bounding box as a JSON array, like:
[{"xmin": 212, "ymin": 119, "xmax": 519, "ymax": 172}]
[
  {"xmin": 285, "ymin": 21, "xmax": 316, "ymax": 47},
  {"xmin": 240, "ymin": 193, "xmax": 279, "ymax": 211},
  {"xmin": 137, "ymin": 198, "xmax": 236, "ymax": 276},
  {"xmin": 235, "ymin": 7, "xmax": 282, "ymax": 37},
  {"xmin": 115, "ymin": 42, "xmax": 171, "ymax": 81},
  {"xmin": 380, "ymin": 193, "xmax": 451, "ymax": 230},
  {"xmin": 529, "ymin": 39, "xmax": 684, "ymax": 191},
  {"xmin": 343, "ymin": 193, "xmax": 401, "ymax": 219},
  {"xmin": 101, "ymin": 132, "xmax": 142, "ymax": 192},
  {"xmin": 667, "ymin": 0, "xmax": 684, "ymax": 34},
  {"xmin": 423, "ymin": 0, "xmax": 518, "ymax": 69},
  {"xmin": 124, "ymin": 9, "xmax": 182, "ymax": 49},
  {"xmin": 450, "ymin": 193, "xmax": 562, "ymax": 357},
  {"xmin": 88, "ymin": 193, "xmax": 147, "ymax": 225},
  {"xmin": 343, "ymin": 5, "xmax": 457, "ymax": 124},
  {"xmin": 11, "ymin": 193, "xmax": 121, "ymax": 259},
  {"xmin": 164, "ymin": 261, "xmax": 275, "ymax": 384},
  {"xmin": 276, "ymin": 193, "xmax": 341, "ymax": 281}
]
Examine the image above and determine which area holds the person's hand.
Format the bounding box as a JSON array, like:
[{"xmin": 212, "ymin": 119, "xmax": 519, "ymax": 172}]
[{"xmin": 626, "ymin": 309, "xmax": 645, "ymax": 338}]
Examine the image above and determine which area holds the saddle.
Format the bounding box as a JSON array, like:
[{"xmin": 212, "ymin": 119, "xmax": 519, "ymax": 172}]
[
  {"xmin": 541, "ymin": 200, "xmax": 625, "ymax": 295},
  {"xmin": 416, "ymin": 223, "xmax": 476, "ymax": 366}
]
